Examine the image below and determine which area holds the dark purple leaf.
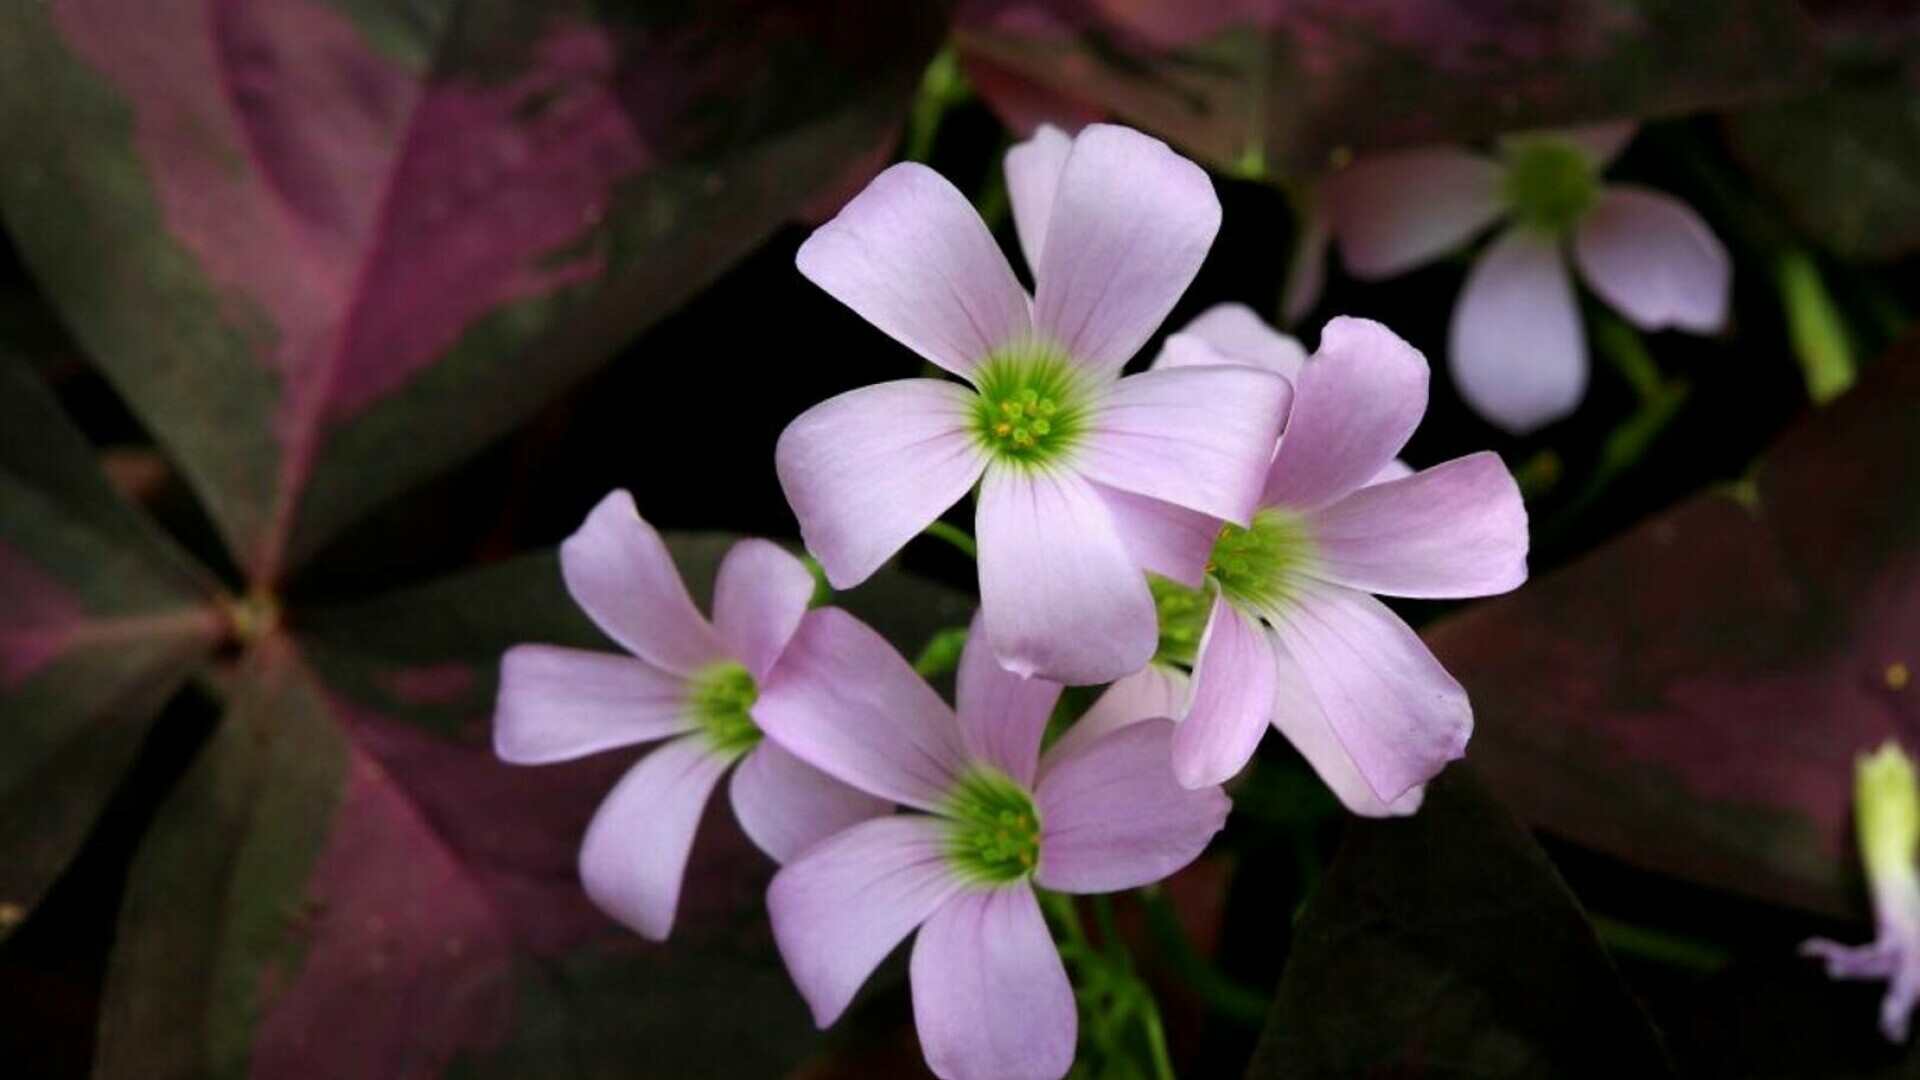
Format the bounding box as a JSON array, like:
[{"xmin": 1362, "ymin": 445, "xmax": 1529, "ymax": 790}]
[{"xmin": 1428, "ymin": 340, "xmax": 1920, "ymax": 918}]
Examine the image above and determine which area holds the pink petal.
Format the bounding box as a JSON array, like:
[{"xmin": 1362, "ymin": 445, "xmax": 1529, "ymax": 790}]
[
  {"xmin": 1269, "ymin": 636, "xmax": 1424, "ymax": 817},
  {"xmin": 1035, "ymin": 719, "xmax": 1229, "ymax": 893},
  {"xmin": 712, "ymin": 538, "xmax": 815, "ymax": 680},
  {"xmin": 1305, "ymin": 452, "xmax": 1529, "ymax": 599},
  {"xmin": 911, "ymin": 885, "xmax": 1075, "ymax": 1080},
  {"xmin": 560, "ymin": 490, "xmax": 726, "ymax": 676},
  {"xmin": 494, "ymin": 644, "xmax": 691, "ymax": 764},
  {"xmin": 1449, "ymin": 226, "xmax": 1587, "ymax": 435},
  {"xmin": 1052, "ymin": 664, "xmax": 1190, "ymax": 768},
  {"xmin": 767, "ymin": 815, "xmax": 964, "ymax": 1027},
  {"xmin": 1282, "ymin": 193, "xmax": 1329, "ymax": 324},
  {"xmin": 955, "ymin": 613, "xmax": 1060, "ymax": 787},
  {"xmin": 578, "ymin": 735, "xmax": 732, "ymax": 941},
  {"xmin": 1005, "ymin": 122, "xmax": 1072, "ymax": 276},
  {"xmin": 1172, "ymin": 601, "xmax": 1277, "ymax": 788},
  {"xmin": 1093, "ymin": 483, "xmax": 1219, "ymax": 588},
  {"xmin": 730, "ymin": 740, "xmax": 892, "ymax": 864},
  {"xmin": 796, "ymin": 162, "xmax": 1032, "ymax": 377},
  {"xmin": 1032, "ymin": 124, "xmax": 1220, "ymax": 374},
  {"xmin": 977, "ymin": 466, "xmax": 1157, "ymax": 685},
  {"xmin": 754, "ymin": 608, "xmax": 967, "ymax": 810},
  {"xmin": 777, "ymin": 379, "xmax": 988, "ymax": 589},
  {"xmin": 1263, "ymin": 317, "xmax": 1430, "ymax": 511},
  {"xmin": 1154, "ymin": 302, "xmax": 1309, "ymax": 378},
  {"xmin": 1080, "ymin": 365, "xmax": 1289, "ymax": 524},
  {"xmin": 1371, "ymin": 459, "xmax": 1415, "ymax": 483},
  {"xmin": 1325, "ymin": 148, "xmax": 1504, "ymax": 278},
  {"xmin": 1573, "ymin": 185, "xmax": 1730, "ymax": 333},
  {"xmin": 1270, "ymin": 580, "xmax": 1471, "ymax": 806}
]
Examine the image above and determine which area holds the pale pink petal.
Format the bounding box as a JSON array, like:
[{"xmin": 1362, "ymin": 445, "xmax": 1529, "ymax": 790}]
[
  {"xmin": 1371, "ymin": 459, "xmax": 1414, "ymax": 483},
  {"xmin": 1035, "ymin": 719, "xmax": 1229, "ymax": 893},
  {"xmin": 1172, "ymin": 601, "xmax": 1277, "ymax": 788},
  {"xmin": 1263, "ymin": 317, "xmax": 1430, "ymax": 511},
  {"xmin": 494, "ymin": 644, "xmax": 691, "ymax": 764},
  {"xmin": 796, "ymin": 162, "xmax": 1031, "ymax": 377},
  {"xmin": 1154, "ymin": 302, "xmax": 1309, "ymax": 378},
  {"xmin": 955, "ymin": 613, "xmax": 1060, "ymax": 787},
  {"xmin": 1050, "ymin": 663, "xmax": 1190, "ymax": 766},
  {"xmin": 1507, "ymin": 120, "xmax": 1636, "ymax": 169},
  {"xmin": 1282, "ymin": 193, "xmax": 1329, "ymax": 324},
  {"xmin": 1269, "ymin": 636, "xmax": 1424, "ymax": 817},
  {"xmin": 1449, "ymin": 226, "xmax": 1587, "ymax": 435},
  {"xmin": 1093, "ymin": 484, "xmax": 1218, "ymax": 588},
  {"xmin": 1033, "ymin": 124, "xmax": 1220, "ymax": 374},
  {"xmin": 1325, "ymin": 147, "xmax": 1504, "ymax": 278},
  {"xmin": 1270, "ymin": 581, "xmax": 1471, "ymax": 806},
  {"xmin": 977, "ymin": 466, "xmax": 1156, "ymax": 685},
  {"xmin": 777, "ymin": 379, "xmax": 988, "ymax": 589},
  {"xmin": 730, "ymin": 740, "xmax": 892, "ymax": 864},
  {"xmin": 578, "ymin": 735, "xmax": 731, "ymax": 941},
  {"xmin": 1005, "ymin": 122, "xmax": 1072, "ymax": 276},
  {"xmin": 1305, "ymin": 452, "xmax": 1529, "ymax": 599},
  {"xmin": 712, "ymin": 538, "xmax": 815, "ymax": 680},
  {"xmin": 911, "ymin": 885, "xmax": 1075, "ymax": 1080},
  {"xmin": 754, "ymin": 608, "xmax": 967, "ymax": 810},
  {"xmin": 560, "ymin": 490, "xmax": 726, "ymax": 675},
  {"xmin": 768, "ymin": 816, "xmax": 965, "ymax": 1027},
  {"xmin": 1573, "ymin": 186, "xmax": 1730, "ymax": 333},
  {"xmin": 1079, "ymin": 365, "xmax": 1289, "ymax": 523}
]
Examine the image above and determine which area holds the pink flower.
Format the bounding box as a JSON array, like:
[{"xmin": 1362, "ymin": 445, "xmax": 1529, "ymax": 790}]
[
  {"xmin": 1156, "ymin": 315, "xmax": 1529, "ymax": 814},
  {"xmin": 754, "ymin": 610, "xmax": 1229, "ymax": 1080},
  {"xmin": 1324, "ymin": 123, "xmax": 1731, "ymax": 433},
  {"xmin": 779, "ymin": 123, "xmax": 1289, "ymax": 685},
  {"xmin": 493, "ymin": 490, "xmax": 888, "ymax": 940}
]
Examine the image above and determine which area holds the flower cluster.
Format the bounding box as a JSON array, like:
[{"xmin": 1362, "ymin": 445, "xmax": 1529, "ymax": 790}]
[{"xmin": 496, "ymin": 123, "xmax": 1531, "ymax": 1079}]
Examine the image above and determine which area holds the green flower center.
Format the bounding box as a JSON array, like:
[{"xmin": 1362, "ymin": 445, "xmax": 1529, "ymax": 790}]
[
  {"xmin": 1149, "ymin": 575, "xmax": 1212, "ymax": 669},
  {"xmin": 944, "ymin": 767, "xmax": 1042, "ymax": 885},
  {"xmin": 971, "ymin": 343, "xmax": 1091, "ymax": 466},
  {"xmin": 1207, "ymin": 508, "xmax": 1315, "ymax": 613},
  {"xmin": 1501, "ymin": 137, "xmax": 1600, "ymax": 233},
  {"xmin": 689, "ymin": 661, "xmax": 760, "ymax": 756}
]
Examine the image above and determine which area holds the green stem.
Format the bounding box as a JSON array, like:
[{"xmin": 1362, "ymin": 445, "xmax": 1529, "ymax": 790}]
[
  {"xmin": 904, "ymin": 48, "xmax": 964, "ymax": 164},
  {"xmin": 1138, "ymin": 992, "xmax": 1178, "ymax": 1080},
  {"xmin": 923, "ymin": 520, "xmax": 978, "ymax": 559},
  {"xmin": 1776, "ymin": 249, "xmax": 1857, "ymax": 404},
  {"xmin": 1140, "ymin": 889, "xmax": 1269, "ymax": 1024},
  {"xmin": 1590, "ymin": 913, "xmax": 1732, "ymax": 973},
  {"xmin": 1591, "ymin": 308, "xmax": 1665, "ymax": 407}
]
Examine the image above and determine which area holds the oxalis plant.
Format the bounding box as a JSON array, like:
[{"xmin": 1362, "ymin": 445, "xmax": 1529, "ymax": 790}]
[{"xmin": 4, "ymin": 2, "xmax": 1920, "ymax": 1080}]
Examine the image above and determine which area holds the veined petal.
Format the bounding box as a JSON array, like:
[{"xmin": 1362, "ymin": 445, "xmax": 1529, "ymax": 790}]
[
  {"xmin": 1325, "ymin": 147, "xmax": 1504, "ymax": 278},
  {"xmin": 1048, "ymin": 663, "xmax": 1190, "ymax": 766},
  {"xmin": 754, "ymin": 608, "xmax": 968, "ymax": 810},
  {"xmin": 768, "ymin": 816, "xmax": 965, "ymax": 1027},
  {"xmin": 1080, "ymin": 365, "xmax": 1289, "ymax": 524},
  {"xmin": 712, "ymin": 538, "xmax": 816, "ymax": 681},
  {"xmin": 1270, "ymin": 580, "xmax": 1471, "ymax": 806},
  {"xmin": 1033, "ymin": 124, "xmax": 1220, "ymax": 375},
  {"xmin": 1093, "ymin": 484, "xmax": 1218, "ymax": 588},
  {"xmin": 1172, "ymin": 601, "xmax": 1276, "ymax": 789},
  {"xmin": 730, "ymin": 740, "xmax": 892, "ymax": 864},
  {"xmin": 977, "ymin": 465, "xmax": 1157, "ymax": 685},
  {"xmin": 911, "ymin": 885, "xmax": 1075, "ymax": 1080},
  {"xmin": 578, "ymin": 735, "xmax": 732, "ymax": 941},
  {"xmin": 777, "ymin": 379, "xmax": 988, "ymax": 589},
  {"xmin": 955, "ymin": 613, "xmax": 1060, "ymax": 787},
  {"xmin": 560, "ymin": 490, "xmax": 726, "ymax": 675},
  {"xmin": 1305, "ymin": 452, "xmax": 1529, "ymax": 599},
  {"xmin": 494, "ymin": 644, "xmax": 691, "ymax": 764},
  {"xmin": 1154, "ymin": 301, "xmax": 1309, "ymax": 378},
  {"xmin": 1449, "ymin": 226, "xmax": 1587, "ymax": 435},
  {"xmin": 1035, "ymin": 719, "xmax": 1228, "ymax": 893},
  {"xmin": 1270, "ymin": 636, "xmax": 1424, "ymax": 817},
  {"xmin": 1264, "ymin": 317, "xmax": 1430, "ymax": 512},
  {"xmin": 1005, "ymin": 122, "xmax": 1072, "ymax": 276},
  {"xmin": 1574, "ymin": 185, "xmax": 1730, "ymax": 333},
  {"xmin": 796, "ymin": 162, "xmax": 1031, "ymax": 377}
]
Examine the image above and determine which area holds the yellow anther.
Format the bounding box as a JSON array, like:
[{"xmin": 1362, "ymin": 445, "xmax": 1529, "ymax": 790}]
[{"xmin": 1890, "ymin": 663, "xmax": 1912, "ymax": 691}]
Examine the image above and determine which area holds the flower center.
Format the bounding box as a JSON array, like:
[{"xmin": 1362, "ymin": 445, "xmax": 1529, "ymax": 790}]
[
  {"xmin": 1150, "ymin": 575, "xmax": 1212, "ymax": 669},
  {"xmin": 943, "ymin": 767, "xmax": 1042, "ymax": 885},
  {"xmin": 1501, "ymin": 137, "xmax": 1600, "ymax": 233},
  {"xmin": 689, "ymin": 661, "xmax": 760, "ymax": 756},
  {"xmin": 971, "ymin": 343, "xmax": 1091, "ymax": 466},
  {"xmin": 1206, "ymin": 508, "xmax": 1314, "ymax": 613}
]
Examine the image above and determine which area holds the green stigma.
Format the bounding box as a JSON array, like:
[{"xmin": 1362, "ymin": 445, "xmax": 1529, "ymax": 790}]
[
  {"xmin": 1206, "ymin": 508, "xmax": 1314, "ymax": 613},
  {"xmin": 971, "ymin": 342, "xmax": 1091, "ymax": 466},
  {"xmin": 1501, "ymin": 136, "xmax": 1600, "ymax": 233},
  {"xmin": 689, "ymin": 661, "xmax": 761, "ymax": 757},
  {"xmin": 1150, "ymin": 575, "xmax": 1212, "ymax": 669},
  {"xmin": 1855, "ymin": 742, "xmax": 1920, "ymax": 890},
  {"xmin": 943, "ymin": 767, "xmax": 1043, "ymax": 885}
]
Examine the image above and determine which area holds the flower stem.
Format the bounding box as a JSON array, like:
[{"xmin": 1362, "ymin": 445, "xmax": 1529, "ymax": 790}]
[
  {"xmin": 1775, "ymin": 248, "xmax": 1857, "ymax": 404},
  {"xmin": 922, "ymin": 520, "xmax": 978, "ymax": 559},
  {"xmin": 1140, "ymin": 887, "xmax": 1269, "ymax": 1024}
]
